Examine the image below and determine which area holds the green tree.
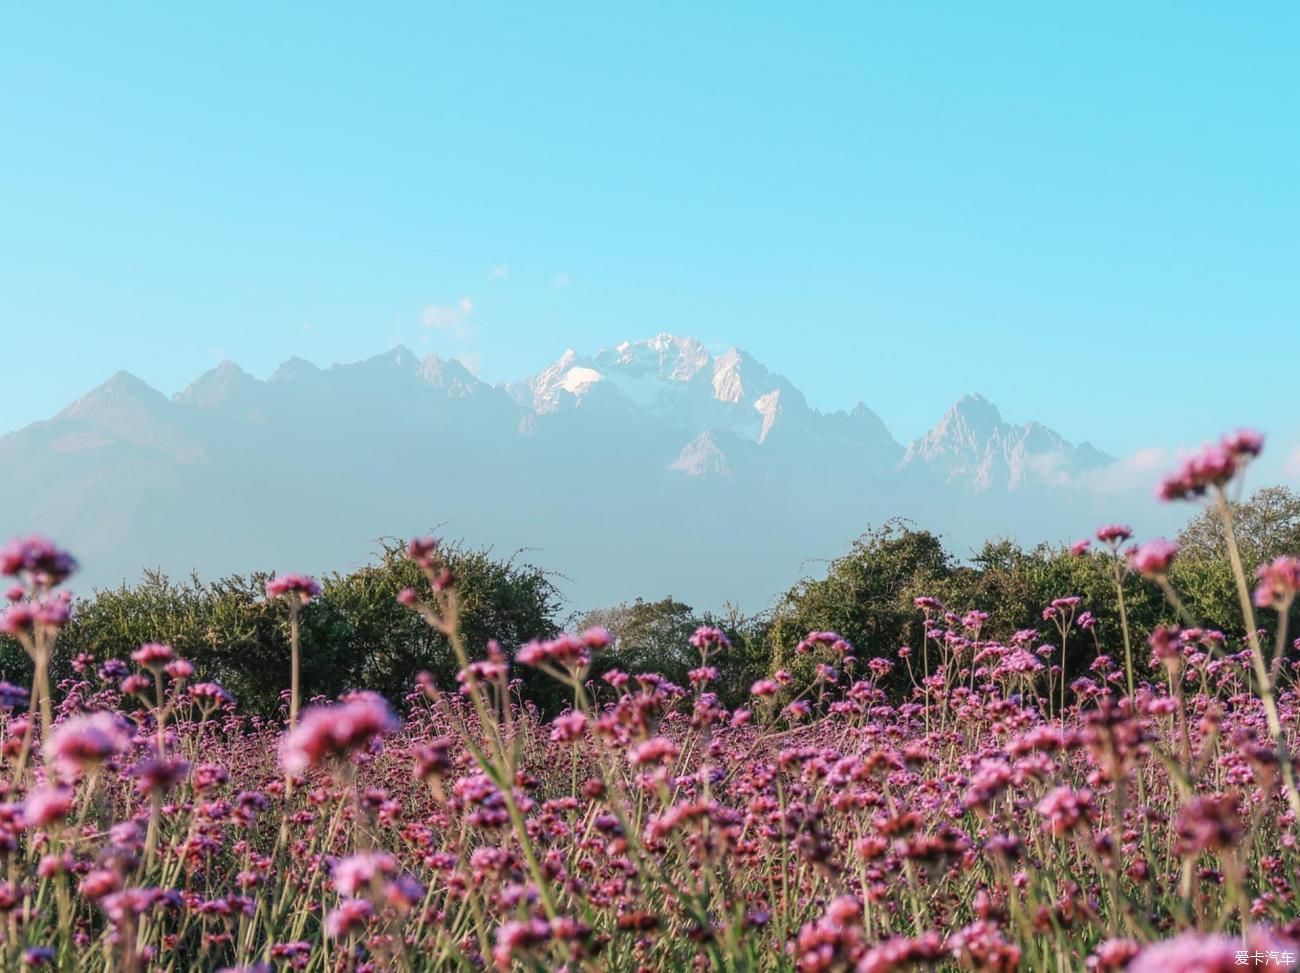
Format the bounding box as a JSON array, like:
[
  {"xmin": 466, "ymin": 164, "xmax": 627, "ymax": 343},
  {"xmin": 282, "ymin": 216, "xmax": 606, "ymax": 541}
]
[{"xmin": 26, "ymin": 540, "xmax": 561, "ymax": 716}]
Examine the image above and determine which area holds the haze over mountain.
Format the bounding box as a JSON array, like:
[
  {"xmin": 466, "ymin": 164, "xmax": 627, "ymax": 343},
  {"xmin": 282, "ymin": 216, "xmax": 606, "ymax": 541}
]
[{"xmin": 0, "ymin": 334, "xmax": 1180, "ymax": 610}]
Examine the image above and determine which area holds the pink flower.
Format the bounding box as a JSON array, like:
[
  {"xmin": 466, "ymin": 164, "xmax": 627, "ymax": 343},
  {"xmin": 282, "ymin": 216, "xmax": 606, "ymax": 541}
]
[
  {"xmin": 1095, "ymin": 524, "xmax": 1133, "ymax": 545},
  {"xmin": 404, "ymin": 537, "xmax": 439, "ymax": 569},
  {"xmin": 279, "ymin": 694, "xmax": 399, "ymax": 773},
  {"xmin": 131, "ymin": 643, "xmax": 174, "ymax": 671},
  {"xmin": 120, "ymin": 674, "xmax": 151, "ymax": 696},
  {"xmin": 1173, "ymin": 793, "xmax": 1243, "ymax": 856},
  {"xmin": 796, "ymin": 630, "xmax": 853, "ymax": 655},
  {"xmin": 1036, "ymin": 785, "xmax": 1093, "ymax": 836},
  {"xmin": 582, "ymin": 626, "xmax": 614, "ymax": 649},
  {"xmin": 0, "ymin": 536, "xmax": 77, "ymax": 587},
  {"xmin": 265, "ymin": 573, "xmax": 321, "ymax": 604},
  {"xmin": 1158, "ymin": 440, "xmax": 1243, "ymax": 501},
  {"xmin": 689, "ymin": 626, "xmax": 731, "ymax": 652},
  {"xmin": 1255, "ymin": 556, "xmax": 1300, "ymax": 609},
  {"xmin": 131, "ymin": 758, "xmax": 191, "ymax": 796},
  {"xmin": 45, "ymin": 712, "xmax": 133, "ymax": 775},
  {"xmin": 1069, "ymin": 539, "xmax": 1092, "ymax": 557},
  {"xmin": 1128, "ymin": 539, "xmax": 1179, "ymax": 577},
  {"xmin": 628, "ymin": 736, "xmax": 678, "ymax": 767},
  {"xmin": 331, "ymin": 852, "xmax": 397, "ymax": 896},
  {"xmin": 323, "ymin": 898, "xmax": 374, "ymax": 939},
  {"xmin": 550, "ymin": 710, "xmax": 587, "ymax": 742},
  {"xmin": 189, "ymin": 682, "xmax": 235, "ymax": 708},
  {"xmin": 493, "ymin": 918, "xmax": 552, "ymax": 968},
  {"xmin": 0, "ymin": 604, "xmax": 35, "ymax": 636},
  {"xmin": 1222, "ymin": 428, "xmax": 1265, "ymax": 460},
  {"xmin": 23, "ymin": 786, "xmax": 74, "ymax": 827},
  {"xmin": 517, "ymin": 633, "xmax": 589, "ymax": 670},
  {"xmin": 164, "ymin": 659, "xmax": 194, "ymax": 680},
  {"xmin": 1128, "ymin": 929, "xmax": 1294, "ymax": 973},
  {"xmin": 32, "ymin": 594, "xmax": 71, "ymax": 628}
]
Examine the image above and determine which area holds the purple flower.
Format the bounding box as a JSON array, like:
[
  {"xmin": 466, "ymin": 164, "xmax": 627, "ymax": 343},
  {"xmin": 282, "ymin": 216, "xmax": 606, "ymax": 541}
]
[{"xmin": 0, "ymin": 536, "xmax": 77, "ymax": 587}]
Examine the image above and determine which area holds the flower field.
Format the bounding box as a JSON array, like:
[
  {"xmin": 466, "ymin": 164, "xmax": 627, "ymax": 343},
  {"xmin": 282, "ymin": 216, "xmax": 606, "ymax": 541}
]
[{"xmin": 2, "ymin": 431, "xmax": 1300, "ymax": 971}]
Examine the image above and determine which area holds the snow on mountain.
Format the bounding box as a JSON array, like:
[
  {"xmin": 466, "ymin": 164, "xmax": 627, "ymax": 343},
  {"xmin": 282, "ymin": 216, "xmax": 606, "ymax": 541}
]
[{"xmin": 0, "ymin": 338, "xmax": 1130, "ymax": 608}]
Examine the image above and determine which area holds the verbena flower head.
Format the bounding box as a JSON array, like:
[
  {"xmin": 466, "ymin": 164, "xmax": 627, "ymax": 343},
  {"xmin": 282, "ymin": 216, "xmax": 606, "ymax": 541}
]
[
  {"xmin": 688, "ymin": 625, "xmax": 730, "ymax": 653},
  {"xmin": 1222, "ymin": 428, "xmax": 1265, "ymax": 460},
  {"xmin": 1128, "ymin": 539, "xmax": 1179, "ymax": 577},
  {"xmin": 265, "ymin": 573, "xmax": 321, "ymax": 604},
  {"xmin": 189, "ymin": 682, "xmax": 235, "ymax": 708},
  {"xmin": 45, "ymin": 711, "xmax": 133, "ymax": 776},
  {"xmin": 1156, "ymin": 431, "xmax": 1261, "ymax": 501},
  {"xmin": 1173, "ymin": 793, "xmax": 1243, "ymax": 856},
  {"xmin": 23, "ymin": 786, "xmax": 74, "ymax": 828},
  {"xmin": 0, "ymin": 603, "xmax": 36, "ymax": 637},
  {"xmin": 1129, "ymin": 929, "xmax": 1292, "ymax": 973},
  {"xmin": 324, "ymin": 898, "xmax": 374, "ymax": 939},
  {"xmin": 1254, "ymin": 556, "xmax": 1300, "ymax": 609},
  {"xmin": 796, "ymin": 630, "xmax": 853, "ymax": 655},
  {"xmin": 0, "ymin": 536, "xmax": 77, "ymax": 587},
  {"xmin": 1036, "ymin": 785, "xmax": 1093, "ymax": 836},
  {"xmin": 1095, "ymin": 524, "xmax": 1132, "ymax": 546},
  {"xmin": 131, "ymin": 642, "xmax": 174, "ymax": 671},
  {"xmin": 0, "ymin": 680, "xmax": 28, "ymax": 710},
  {"xmin": 331, "ymin": 851, "xmax": 397, "ymax": 896},
  {"xmin": 517, "ymin": 633, "xmax": 590, "ymax": 670},
  {"xmin": 164, "ymin": 658, "xmax": 194, "ymax": 680},
  {"xmin": 405, "ymin": 536, "xmax": 439, "ymax": 569},
  {"xmin": 581, "ymin": 625, "xmax": 614, "ymax": 649},
  {"xmin": 279, "ymin": 693, "xmax": 399, "ymax": 773}
]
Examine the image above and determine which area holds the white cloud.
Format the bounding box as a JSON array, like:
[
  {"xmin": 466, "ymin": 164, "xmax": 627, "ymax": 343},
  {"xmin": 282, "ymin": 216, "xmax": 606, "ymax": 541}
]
[
  {"xmin": 1284, "ymin": 445, "xmax": 1300, "ymax": 481},
  {"xmin": 489, "ymin": 264, "xmax": 509, "ymax": 280},
  {"xmin": 552, "ymin": 272, "xmax": 571, "ymax": 289},
  {"xmin": 1062, "ymin": 447, "xmax": 1171, "ymax": 496},
  {"xmin": 421, "ymin": 297, "xmax": 476, "ymax": 339}
]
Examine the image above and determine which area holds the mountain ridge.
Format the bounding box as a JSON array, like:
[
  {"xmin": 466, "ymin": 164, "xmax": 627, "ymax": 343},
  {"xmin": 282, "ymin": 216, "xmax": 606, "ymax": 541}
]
[{"xmin": 0, "ymin": 335, "xmax": 1124, "ymax": 609}]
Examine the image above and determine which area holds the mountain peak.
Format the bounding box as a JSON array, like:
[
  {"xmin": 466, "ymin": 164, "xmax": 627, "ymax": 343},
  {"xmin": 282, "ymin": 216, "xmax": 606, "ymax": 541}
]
[
  {"xmin": 269, "ymin": 357, "xmax": 321, "ymax": 383},
  {"xmin": 176, "ymin": 361, "xmax": 260, "ymax": 408},
  {"xmin": 601, "ymin": 334, "xmax": 711, "ymax": 382},
  {"xmin": 59, "ymin": 371, "xmax": 168, "ymax": 419},
  {"xmin": 948, "ymin": 392, "xmax": 1003, "ymax": 425},
  {"xmin": 901, "ymin": 393, "xmax": 1108, "ymax": 492},
  {"xmin": 419, "ymin": 354, "xmax": 484, "ymax": 396}
]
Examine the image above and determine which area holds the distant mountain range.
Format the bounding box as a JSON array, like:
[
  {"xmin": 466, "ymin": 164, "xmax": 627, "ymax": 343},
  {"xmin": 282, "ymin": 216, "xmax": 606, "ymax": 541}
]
[{"xmin": 0, "ymin": 334, "xmax": 1153, "ymax": 610}]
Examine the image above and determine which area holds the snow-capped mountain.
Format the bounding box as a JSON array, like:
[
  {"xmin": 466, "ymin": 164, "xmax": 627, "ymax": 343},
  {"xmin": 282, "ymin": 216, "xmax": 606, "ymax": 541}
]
[
  {"xmin": 0, "ymin": 336, "xmax": 1134, "ymax": 609},
  {"xmin": 899, "ymin": 393, "xmax": 1110, "ymax": 491}
]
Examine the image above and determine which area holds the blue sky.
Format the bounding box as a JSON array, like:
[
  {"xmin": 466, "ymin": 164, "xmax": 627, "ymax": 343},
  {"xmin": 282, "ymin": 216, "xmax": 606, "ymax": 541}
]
[{"xmin": 2, "ymin": 4, "xmax": 1297, "ymax": 458}]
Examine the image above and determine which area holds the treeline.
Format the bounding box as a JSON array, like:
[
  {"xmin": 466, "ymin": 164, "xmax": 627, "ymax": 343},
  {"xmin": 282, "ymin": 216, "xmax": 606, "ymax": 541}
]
[{"xmin": 4, "ymin": 487, "xmax": 1298, "ymax": 716}]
